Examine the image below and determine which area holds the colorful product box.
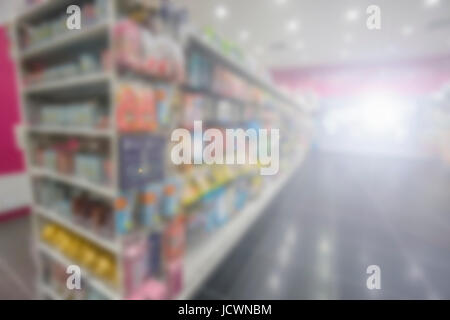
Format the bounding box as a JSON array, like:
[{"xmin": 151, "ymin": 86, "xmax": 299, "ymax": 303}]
[
  {"xmin": 163, "ymin": 215, "xmax": 186, "ymax": 262},
  {"xmin": 140, "ymin": 183, "xmax": 163, "ymax": 228},
  {"xmin": 115, "ymin": 196, "xmax": 133, "ymax": 235},
  {"xmin": 123, "ymin": 236, "xmax": 148, "ymax": 296},
  {"xmin": 166, "ymin": 258, "xmax": 183, "ymax": 298}
]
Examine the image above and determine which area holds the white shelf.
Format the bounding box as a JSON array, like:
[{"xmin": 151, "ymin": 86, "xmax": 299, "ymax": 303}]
[
  {"xmin": 177, "ymin": 147, "xmax": 307, "ymax": 299},
  {"xmin": 24, "ymin": 72, "xmax": 112, "ymax": 95},
  {"xmin": 190, "ymin": 33, "xmax": 302, "ymax": 110},
  {"xmin": 35, "ymin": 205, "xmax": 119, "ymax": 254},
  {"xmin": 30, "ymin": 167, "xmax": 117, "ymax": 199},
  {"xmin": 26, "ymin": 126, "xmax": 113, "ymax": 138},
  {"xmin": 17, "ymin": 0, "xmax": 75, "ymax": 22},
  {"xmin": 21, "ymin": 22, "xmax": 109, "ymax": 59},
  {"xmin": 38, "ymin": 243, "xmax": 120, "ymax": 300}
]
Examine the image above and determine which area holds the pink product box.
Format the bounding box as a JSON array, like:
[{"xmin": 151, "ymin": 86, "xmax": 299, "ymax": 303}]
[
  {"xmin": 127, "ymin": 279, "xmax": 168, "ymax": 300},
  {"xmin": 166, "ymin": 259, "xmax": 183, "ymax": 298},
  {"xmin": 124, "ymin": 239, "xmax": 148, "ymax": 296}
]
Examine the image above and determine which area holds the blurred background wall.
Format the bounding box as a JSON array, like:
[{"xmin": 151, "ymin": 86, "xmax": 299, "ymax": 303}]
[{"xmin": 0, "ymin": 25, "xmax": 31, "ymax": 219}]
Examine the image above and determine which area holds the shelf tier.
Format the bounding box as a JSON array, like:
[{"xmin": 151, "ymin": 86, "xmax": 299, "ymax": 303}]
[
  {"xmin": 26, "ymin": 126, "xmax": 114, "ymax": 138},
  {"xmin": 30, "ymin": 167, "xmax": 117, "ymax": 199},
  {"xmin": 35, "ymin": 205, "xmax": 119, "ymax": 254},
  {"xmin": 23, "ymin": 72, "xmax": 112, "ymax": 95},
  {"xmin": 21, "ymin": 21, "xmax": 110, "ymax": 60},
  {"xmin": 17, "ymin": 0, "xmax": 76, "ymax": 22},
  {"xmin": 38, "ymin": 243, "xmax": 120, "ymax": 300}
]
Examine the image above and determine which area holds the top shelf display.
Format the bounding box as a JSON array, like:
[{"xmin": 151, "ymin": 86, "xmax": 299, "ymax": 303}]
[
  {"xmin": 17, "ymin": 0, "xmax": 83, "ymax": 23},
  {"xmin": 188, "ymin": 33, "xmax": 303, "ymax": 111}
]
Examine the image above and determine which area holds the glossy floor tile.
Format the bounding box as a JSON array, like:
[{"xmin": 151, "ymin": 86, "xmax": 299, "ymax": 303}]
[{"xmin": 195, "ymin": 151, "xmax": 450, "ymax": 300}]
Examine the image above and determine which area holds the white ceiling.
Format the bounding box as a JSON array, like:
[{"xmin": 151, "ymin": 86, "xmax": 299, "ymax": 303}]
[
  {"xmin": 1, "ymin": 0, "xmax": 449, "ymax": 69},
  {"xmin": 176, "ymin": 0, "xmax": 450, "ymax": 69}
]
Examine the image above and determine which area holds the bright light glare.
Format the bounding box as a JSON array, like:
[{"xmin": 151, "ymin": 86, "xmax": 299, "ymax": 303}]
[
  {"xmin": 214, "ymin": 5, "xmax": 229, "ymax": 19},
  {"xmin": 424, "ymin": 0, "xmax": 440, "ymax": 7},
  {"xmin": 323, "ymin": 96, "xmax": 411, "ymax": 142},
  {"xmin": 286, "ymin": 19, "xmax": 299, "ymax": 32},
  {"xmin": 345, "ymin": 9, "xmax": 360, "ymax": 22},
  {"xmin": 360, "ymin": 96, "xmax": 410, "ymax": 140}
]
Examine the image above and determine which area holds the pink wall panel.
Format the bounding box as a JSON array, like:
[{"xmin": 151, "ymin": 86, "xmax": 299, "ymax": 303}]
[
  {"xmin": 0, "ymin": 26, "xmax": 25, "ymax": 174},
  {"xmin": 272, "ymin": 55, "xmax": 450, "ymax": 98}
]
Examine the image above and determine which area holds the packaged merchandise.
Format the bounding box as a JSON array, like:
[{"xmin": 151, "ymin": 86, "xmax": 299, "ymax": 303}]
[
  {"xmin": 147, "ymin": 231, "xmax": 163, "ymax": 277},
  {"xmin": 162, "ymin": 215, "xmax": 186, "ymax": 262},
  {"xmin": 127, "ymin": 279, "xmax": 168, "ymax": 300},
  {"xmin": 123, "ymin": 236, "xmax": 148, "ymax": 295},
  {"xmin": 140, "ymin": 183, "xmax": 163, "ymax": 228},
  {"xmin": 166, "ymin": 258, "xmax": 183, "ymax": 298}
]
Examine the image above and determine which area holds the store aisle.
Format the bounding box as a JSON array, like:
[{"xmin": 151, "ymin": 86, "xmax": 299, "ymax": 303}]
[
  {"xmin": 195, "ymin": 150, "xmax": 450, "ymax": 299},
  {"xmin": 1, "ymin": 150, "xmax": 449, "ymax": 300}
]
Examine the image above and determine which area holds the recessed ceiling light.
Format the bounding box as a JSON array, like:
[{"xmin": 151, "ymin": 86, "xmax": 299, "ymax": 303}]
[
  {"xmin": 286, "ymin": 19, "xmax": 299, "ymax": 33},
  {"xmin": 424, "ymin": 0, "xmax": 440, "ymax": 7},
  {"xmin": 214, "ymin": 5, "xmax": 229, "ymax": 20},
  {"xmin": 239, "ymin": 30, "xmax": 250, "ymax": 42},
  {"xmin": 275, "ymin": 0, "xmax": 288, "ymax": 5},
  {"xmin": 345, "ymin": 9, "xmax": 360, "ymax": 22},
  {"xmin": 344, "ymin": 33, "xmax": 354, "ymax": 44},
  {"xmin": 401, "ymin": 25, "xmax": 414, "ymax": 36}
]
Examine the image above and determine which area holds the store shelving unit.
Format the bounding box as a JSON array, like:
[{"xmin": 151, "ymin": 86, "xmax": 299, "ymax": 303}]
[
  {"xmin": 13, "ymin": 0, "xmax": 311, "ymax": 300},
  {"xmin": 26, "ymin": 126, "xmax": 113, "ymax": 138},
  {"xmin": 178, "ymin": 147, "xmax": 308, "ymax": 299},
  {"xmin": 34, "ymin": 205, "xmax": 120, "ymax": 253},
  {"xmin": 20, "ymin": 20, "xmax": 109, "ymax": 59},
  {"xmin": 13, "ymin": 0, "xmax": 124, "ymax": 300},
  {"xmin": 188, "ymin": 33, "xmax": 300, "ymax": 109}
]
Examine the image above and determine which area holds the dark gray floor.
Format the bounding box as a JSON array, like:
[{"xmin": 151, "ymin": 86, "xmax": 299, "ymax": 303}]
[
  {"xmin": 194, "ymin": 151, "xmax": 450, "ymax": 299},
  {"xmin": 0, "ymin": 215, "xmax": 35, "ymax": 299},
  {"xmin": 1, "ymin": 150, "xmax": 450, "ymax": 299}
]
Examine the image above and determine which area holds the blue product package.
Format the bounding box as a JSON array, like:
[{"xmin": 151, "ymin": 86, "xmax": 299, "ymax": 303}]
[
  {"xmin": 161, "ymin": 177, "xmax": 182, "ymax": 219},
  {"xmin": 115, "ymin": 192, "xmax": 135, "ymax": 235},
  {"xmin": 147, "ymin": 231, "xmax": 162, "ymax": 277},
  {"xmin": 89, "ymin": 156, "xmax": 103, "ymax": 183},
  {"xmin": 115, "ymin": 206, "xmax": 130, "ymax": 235},
  {"xmin": 234, "ymin": 180, "xmax": 248, "ymax": 212},
  {"xmin": 214, "ymin": 188, "xmax": 228, "ymax": 227},
  {"xmin": 157, "ymin": 86, "xmax": 173, "ymax": 126},
  {"xmin": 204, "ymin": 192, "xmax": 220, "ymax": 232},
  {"xmin": 141, "ymin": 183, "xmax": 162, "ymax": 228}
]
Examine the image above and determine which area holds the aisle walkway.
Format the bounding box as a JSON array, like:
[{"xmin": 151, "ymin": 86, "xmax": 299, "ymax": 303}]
[
  {"xmin": 1, "ymin": 150, "xmax": 449, "ymax": 299},
  {"xmin": 195, "ymin": 151, "xmax": 450, "ymax": 299}
]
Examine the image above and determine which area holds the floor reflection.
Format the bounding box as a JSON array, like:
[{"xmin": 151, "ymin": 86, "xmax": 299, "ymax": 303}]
[{"xmin": 196, "ymin": 150, "xmax": 450, "ymax": 299}]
